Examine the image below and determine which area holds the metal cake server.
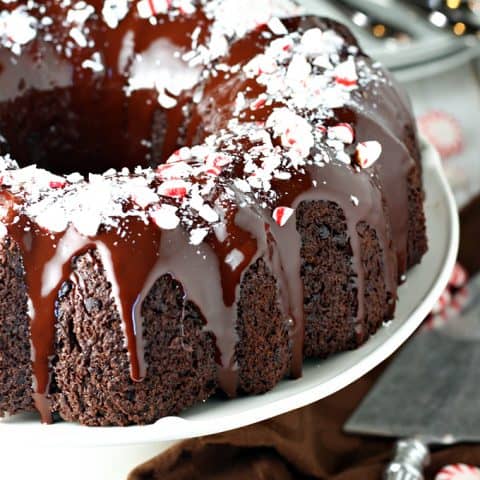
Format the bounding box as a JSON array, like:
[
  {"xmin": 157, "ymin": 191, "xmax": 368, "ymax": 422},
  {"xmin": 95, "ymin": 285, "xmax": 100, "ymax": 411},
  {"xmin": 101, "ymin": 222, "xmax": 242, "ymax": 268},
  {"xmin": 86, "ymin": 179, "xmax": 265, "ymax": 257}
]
[{"xmin": 345, "ymin": 275, "xmax": 480, "ymax": 480}]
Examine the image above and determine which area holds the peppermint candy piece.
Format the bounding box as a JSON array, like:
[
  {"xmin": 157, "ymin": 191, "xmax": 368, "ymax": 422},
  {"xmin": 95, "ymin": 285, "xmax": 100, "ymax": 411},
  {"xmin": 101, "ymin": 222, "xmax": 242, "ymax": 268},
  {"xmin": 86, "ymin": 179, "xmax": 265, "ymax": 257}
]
[
  {"xmin": 156, "ymin": 161, "xmax": 192, "ymax": 180},
  {"xmin": 436, "ymin": 464, "xmax": 480, "ymax": 480},
  {"xmin": 424, "ymin": 286, "xmax": 470, "ymax": 331},
  {"xmin": 273, "ymin": 206, "xmax": 294, "ymax": 227},
  {"xmin": 150, "ymin": 204, "xmax": 180, "ymax": 230},
  {"xmin": 243, "ymin": 53, "xmax": 278, "ymax": 78},
  {"xmin": 137, "ymin": 0, "xmax": 170, "ymax": 18},
  {"xmin": 300, "ymin": 28, "xmax": 324, "ymax": 55},
  {"xmin": 0, "ymin": 8, "xmax": 37, "ymax": 50},
  {"xmin": 204, "ymin": 152, "xmax": 232, "ymax": 176},
  {"xmin": 250, "ymin": 93, "xmax": 268, "ymax": 111},
  {"xmin": 190, "ymin": 227, "xmax": 208, "ymax": 245},
  {"xmin": 49, "ymin": 179, "xmax": 67, "ymax": 189},
  {"xmin": 131, "ymin": 186, "xmax": 159, "ymax": 208},
  {"xmin": 328, "ymin": 123, "xmax": 354, "ymax": 144},
  {"xmin": 158, "ymin": 179, "xmax": 190, "ymax": 198},
  {"xmin": 334, "ymin": 57, "xmax": 357, "ymax": 87},
  {"xmin": 225, "ymin": 248, "xmax": 245, "ymax": 271},
  {"xmin": 355, "ymin": 141, "xmax": 382, "ymax": 169},
  {"xmin": 450, "ymin": 263, "xmax": 468, "ymax": 289},
  {"xmin": 266, "ymin": 108, "xmax": 314, "ymax": 158},
  {"xmin": 267, "ymin": 17, "xmax": 287, "ymax": 36},
  {"xmin": 166, "ymin": 147, "xmax": 192, "ymax": 163}
]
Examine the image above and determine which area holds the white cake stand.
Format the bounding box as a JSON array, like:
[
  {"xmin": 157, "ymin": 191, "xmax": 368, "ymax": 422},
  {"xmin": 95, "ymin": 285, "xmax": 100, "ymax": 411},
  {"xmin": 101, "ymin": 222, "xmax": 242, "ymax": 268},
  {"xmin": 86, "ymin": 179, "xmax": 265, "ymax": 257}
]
[{"xmin": 0, "ymin": 139, "xmax": 459, "ymax": 479}]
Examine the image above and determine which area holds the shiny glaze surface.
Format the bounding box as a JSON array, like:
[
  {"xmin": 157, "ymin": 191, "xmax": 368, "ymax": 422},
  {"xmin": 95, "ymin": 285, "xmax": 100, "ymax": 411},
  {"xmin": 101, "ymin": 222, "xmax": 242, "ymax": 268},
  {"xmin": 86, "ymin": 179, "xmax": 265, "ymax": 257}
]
[{"xmin": 0, "ymin": 1, "xmax": 419, "ymax": 423}]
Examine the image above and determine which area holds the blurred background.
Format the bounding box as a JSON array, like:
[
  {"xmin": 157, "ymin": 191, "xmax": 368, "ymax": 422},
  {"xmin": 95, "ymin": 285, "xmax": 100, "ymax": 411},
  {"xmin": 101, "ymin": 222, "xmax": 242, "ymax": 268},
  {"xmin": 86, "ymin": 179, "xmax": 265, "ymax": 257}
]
[{"xmin": 302, "ymin": 0, "xmax": 480, "ymax": 211}]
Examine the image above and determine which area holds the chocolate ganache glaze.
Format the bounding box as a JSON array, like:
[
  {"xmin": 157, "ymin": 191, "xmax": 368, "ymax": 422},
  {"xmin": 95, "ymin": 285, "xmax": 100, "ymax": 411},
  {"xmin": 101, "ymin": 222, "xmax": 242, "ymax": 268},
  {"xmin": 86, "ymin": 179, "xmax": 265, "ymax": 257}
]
[{"xmin": 0, "ymin": 0, "xmax": 426, "ymax": 425}]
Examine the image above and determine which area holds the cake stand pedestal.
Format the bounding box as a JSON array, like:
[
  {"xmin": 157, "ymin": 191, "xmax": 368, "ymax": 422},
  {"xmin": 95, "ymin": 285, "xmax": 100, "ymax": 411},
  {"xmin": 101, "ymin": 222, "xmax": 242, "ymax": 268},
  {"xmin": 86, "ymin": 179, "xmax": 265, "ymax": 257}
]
[{"xmin": 0, "ymin": 441, "xmax": 176, "ymax": 480}]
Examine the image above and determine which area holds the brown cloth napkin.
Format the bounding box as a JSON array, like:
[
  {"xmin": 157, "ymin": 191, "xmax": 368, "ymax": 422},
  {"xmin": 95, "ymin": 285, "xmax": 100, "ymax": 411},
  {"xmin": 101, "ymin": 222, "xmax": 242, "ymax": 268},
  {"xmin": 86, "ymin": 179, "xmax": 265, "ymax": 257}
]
[{"xmin": 129, "ymin": 195, "xmax": 480, "ymax": 480}]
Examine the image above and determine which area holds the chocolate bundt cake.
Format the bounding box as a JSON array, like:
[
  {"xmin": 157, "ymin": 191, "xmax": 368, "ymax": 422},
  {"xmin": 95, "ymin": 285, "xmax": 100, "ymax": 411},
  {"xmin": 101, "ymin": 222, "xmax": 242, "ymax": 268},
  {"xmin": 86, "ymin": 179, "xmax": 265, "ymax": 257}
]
[{"xmin": 0, "ymin": 0, "xmax": 427, "ymax": 426}]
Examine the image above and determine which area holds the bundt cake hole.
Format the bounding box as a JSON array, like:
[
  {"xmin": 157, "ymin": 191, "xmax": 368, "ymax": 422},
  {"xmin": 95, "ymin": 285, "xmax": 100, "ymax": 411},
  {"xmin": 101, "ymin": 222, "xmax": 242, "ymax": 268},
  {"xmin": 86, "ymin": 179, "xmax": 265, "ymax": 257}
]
[{"xmin": 0, "ymin": 89, "xmax": 174, "ymax": 176}]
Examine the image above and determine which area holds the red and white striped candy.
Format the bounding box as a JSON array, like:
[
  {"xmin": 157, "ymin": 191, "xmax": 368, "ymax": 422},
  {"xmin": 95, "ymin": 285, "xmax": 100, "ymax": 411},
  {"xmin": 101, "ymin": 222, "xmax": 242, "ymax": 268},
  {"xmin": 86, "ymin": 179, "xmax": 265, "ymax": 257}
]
[
  {"xmin": 266, "ymin": 108, "xmax": 314, "ymax": 159},
  {"xmin": 436, "ymin": 464, "xmax": 480, "ymax": 480},
  {"xmin": 418, "ymin": 110, "xmax": 463, "ymax": 160},
  {"xmin": 210, "ymin": 153, "xmax": 232, "ymax": 168},
  {"xmin": 273, "ymin": 206, "xmax": 294, "ymax": 227},
  {"xmin": 328, "ymin": 123, "xmax": 354, "ymax": 144},
  {"xmin": 166, "ymin": 147, "xmax": 191, "ymax": 164},
  {"xmin": 355, "ymin": 141, "xmax": 382, "ymax": 169},
  {"xmin": 204, "ymin": 153, "xmax": 232, "ymax": 176},
  {"xmin": 334, "ymin": 57, "xmax": 358, "ymax": 87},
  {"xmin": 425, "ymin": 286, "xmax": 470, "ymax": 330},
  {"xmin": 137, "ymin": 0, "xmax": 171, "ymax": 18},
  {"xmin": 156, "ymin": 161, "xmax": 192, "ymax": 180},
  {"xmin": 157, "ymin": 179, "xmax": 190, "ymax": 198},
  {"xmin": 450, "ymin": 263, "xmax": 468, "ymax": 289},
  {"xmin": 250, "ymin": 93, "xmax": 268, "ymax": 111}
]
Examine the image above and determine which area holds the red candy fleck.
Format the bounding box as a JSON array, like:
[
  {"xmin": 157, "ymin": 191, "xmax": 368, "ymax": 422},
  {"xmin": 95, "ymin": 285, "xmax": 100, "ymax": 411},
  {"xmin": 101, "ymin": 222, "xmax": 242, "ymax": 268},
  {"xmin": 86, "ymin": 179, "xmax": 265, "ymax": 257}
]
[
  {"xmin": 156, "ymin": 161, "xmax": 191, "ymax": 180},
  {"xmin": 49, "ymin": 180, "xmax": 67, "ymax": 189},
  {"xmin": 250, "ymin": 94, "xmax": 267, "ymax": 111},
  {"xmin": 335, "ymin": 76, "xmax": 357, "ymax": 87}
]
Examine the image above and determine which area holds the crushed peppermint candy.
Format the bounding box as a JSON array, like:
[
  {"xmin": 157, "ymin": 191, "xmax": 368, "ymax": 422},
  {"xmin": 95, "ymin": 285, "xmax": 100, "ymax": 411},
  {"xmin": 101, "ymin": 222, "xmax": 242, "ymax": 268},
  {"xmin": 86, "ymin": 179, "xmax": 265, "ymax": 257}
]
[
  {"xmin": 137, "ymin": 0, "xmax": 196, "ymax": 19},
  {"xmin": 266, "ymin": 108, "xmax": 314, "ymax": 159},
  {"xmin": 225, "ymin": 248, "xmax": 245, "ymax": 271},
  {"xmin": 157, "ymin": 179, "xmax": 190, "ymax": 198},
  {"xmin": 328, "ymin": 123, "xmax": 354, "ymax": 144},
  {"xmin": 102, "ymin": 0, "xmax": 129, "ymax": 28},
  {"xmin": 150, "ymin": 204, "xmax": 180, "ymax": 230},
  {"xmin": 190, "ymin": 227, "xmax": 209, "ymax": 245},
  {"xmin": 334, "ymin": 57, "xmax": 358, "ymax": 87},
  {"xmin": 272, "ymin": 206, "xmax": 294, "ymax": 227},
  {"xmin": 0, "ymin": 2, "xmax": 389, "ymax": 249},
  {"xmin": 0, "ymin": 7, "xmax": 37, "ymax": 54},
  {"xmin": 355, "ymin": 141, "xmax": 382, "ymax": 169}
]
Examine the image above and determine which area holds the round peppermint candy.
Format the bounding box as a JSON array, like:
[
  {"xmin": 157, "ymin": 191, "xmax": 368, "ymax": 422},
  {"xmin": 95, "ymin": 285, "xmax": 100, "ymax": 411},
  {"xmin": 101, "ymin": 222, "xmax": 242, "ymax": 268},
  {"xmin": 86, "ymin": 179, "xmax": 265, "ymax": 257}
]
[
  {"xmin": 436, "ymin": 464, "xmax": 480, "ymax": 480},
  {"xmin": 418, "ymin": 110, "xmax": 463, "ymax": 160}
]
